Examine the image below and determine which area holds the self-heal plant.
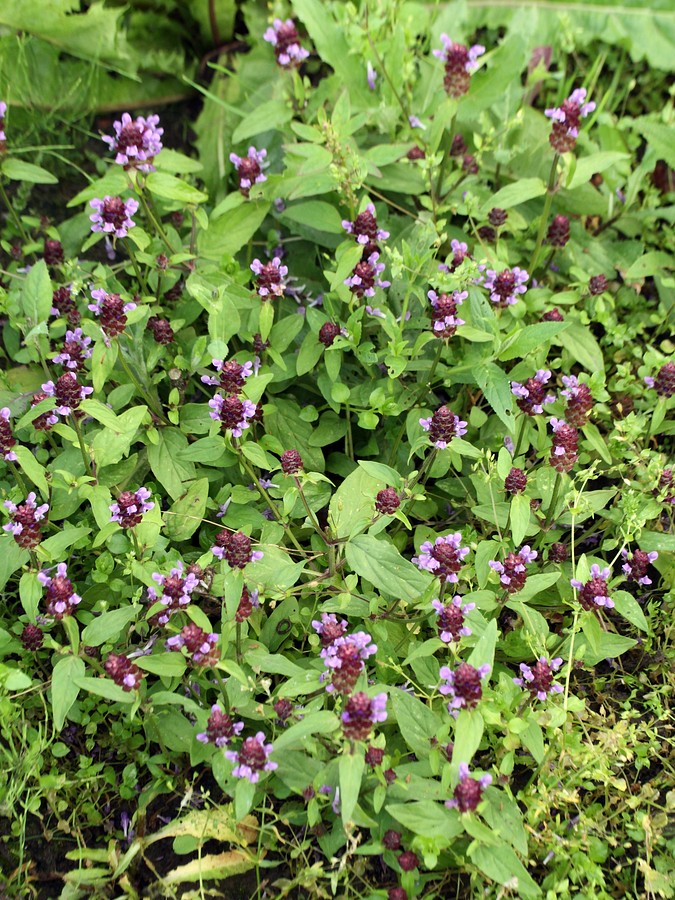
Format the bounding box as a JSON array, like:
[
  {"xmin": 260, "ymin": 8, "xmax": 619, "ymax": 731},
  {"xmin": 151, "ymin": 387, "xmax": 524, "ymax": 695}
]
[
  {"xmin": 344, "ymin": 252, "xmax": 390, "ymax": 299},
  {"xmin": 250, "ymin": 257, "xmax": 287, "ymax": 299},
  {"xmin": 439, "ymin": 662, "xmax": 490, "ymax": 715},
  {"xmin": 321, "ymin": 631, "xmax": 377, "ymax": 694},
  {"xmin": 483, "ymin": 266, "xmax": 529, "ymax": 307},
  {"xmin": 428, "ymin": 290, "xmax": 466, "ymax": 339},
  {"xmin": 230, "ymin": 146, "xmax": 267, "ymax": 196},
  {"xmin": 621, "ymin": 549, "xmax": 658, "ymax": 585},
  {"xmin": 432, "ymin": 596, "xmax": 475, "ymax": 642},
  {"xmin": 3, "ymin": 494, "xmax": 49, "ymax": 549},
  {"xmin": 110, "ymin": 488, "xmax": 154, "ymax": 529},
  {"xmin": 52, "ymin": 328, "xmax": 92, "ymax": 371},
  {"xmin": 414, "ymin": 533, "xmax": 470, "ymax": 583},
  {"xmin": 420, "ymin": 405, "xmax": 468, "ymax": 448},
  {"xmin": 88, "ymin": 290, "xmax": 136, "ymax": 340},
  {"xmin": 89, "ymin": 196, "xmax": 139, "ymax": 239},
  {"xmin": 41, "ymin": 373, "xmax": 93, "ymax": 417},
  {"xmin": 147, "ymin": 562, "xmax": 200, "ymax": 625},
  {"xmin": 489, "ymin": 546, "xmax": 538, "ymax": 594},
  {"xmin": 433, "ymin": 34, "xmax": 485, "ymax": 97},
  {"xmin": 511, "ymin": 370, "xmax": 555, "ymax": 416},
  {"xmin": 263, "ymin": 18, "xmax": 310, "ymax": 67},
  {"xmin": 446, "ymin": 763, "xmax": 492, "ymax": 812},
  {"xmin": 341, "ymin": 692, "xmax": 388, "ymax": 741},
  {"xmin": 208, "ymin": 394, "xmax": 257, "ymax": 437},
  {"xmin": 0, "ymin": 408, "xmax": 18, "ymax": 461},
  {"xmin": 38, "ymin": 563, "xmax": 81, "ymax": 619},
  {"xmin": 196, "ymin": 705, "xmax": 244, "ymax": 747},
  {"xmin": 226, "ymin": 732, "xmax": 277, "ymax": 783},
  {"xmin": 571, "ymin": 564, "xmax": 615, "ymax": 610},
  {"xmin": 211, "ymin": 531, "xmax": 263, "ymax": 568},
  {"xmin": 545, "ymin": 87, "xmax": 596, "ymax": 153},
  {"xmin": 513, "ymin": 657, "xmax": 564, "ymax": 701},
  {"xmin": 102, "ymin": 112, "xmax": 163, "ymax": 173}
]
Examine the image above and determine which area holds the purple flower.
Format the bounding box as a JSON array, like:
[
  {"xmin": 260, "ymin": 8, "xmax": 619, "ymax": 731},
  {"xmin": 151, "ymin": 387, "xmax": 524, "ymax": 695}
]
[
  {"xmin": 408, "ymin": 115, "xmax": 424, "ymax": 129},
  {"xmin": 211, "ymin": 530, "xmax": 263, "ymax": 568},
  {"xmin": 208, "ymin": 394, "xmax": 257, "ymax": 437},
  {"xmin": 321, "ymin": 632, "xmax": 377, "ymax": 694},
  {"xmin": 0, "ymin": 101, "xmax": 7, "ymax": 145},
  {"xmin": 367, "ymin": 62, "xmax": 377, "ymax": 90},
  {"xmin": 513, "ymin": 657, "xmax": 564, "ymax": 701},
  {"xmin": 201, "ymin": 358, "xmax": 253, "ymax": 391},
  {"xmin": 102, "ymin": 112, "xmax": 163, "ymax": 173},
  {"xmin": 263, "ymin": 19, "xmax": 310, "ymax": 67},
  {"xmin": 89, "ymin": 196, "xmax": 139, "ymax": 239},
  {"xmin": 365, "ymin": 305, "xmax": 386, "ymax": 319},
  {"xmin": 147, "ymin": 561, "xmax": 200, "ymax": 625},
  {"xmin": 413, "ymin": 533, "xmax": 470, "ymax": 583},
  {"xmin": 439, "ymin": 662, "xmax": 490, "ymax": 715},
  {"xmin": 225, "ymin": 732, "xmax": 278, "ymax": 783},
  {"xmin": 38, "ymin": 562, "xmax": 81, "ymax": 619},
  {"xmin": 419, "ymin": 405, "xmax": 468, "ymax": 448},
  {"xmin": 545, "ymin": 88, "xmax": 595, "ymax": 153},
  {"xmin": 110, "ymin": 487, "xmax": 154, "ymax": 528},
  {"xmin": 571, "ymin": 564, "xmax": 614, "ymax": 610},
  {"xmin": 197, "ymin": 704, "xmax": 244, "ymax": 747},
  {"xmin": 489, "ymin": 546, "xmax": 538, "ymax": 594},
  {"xmin": 3, "ymin": 493, "xmax": 49, "ymax": 549},
  {"xmin": 250, "ymin": 257, "xmax": 288, "ymax": 299},
  {"xmin": 0, "ymin": 407, "xmax": 18, "ymax": 461},
  {"xmin": 445, "ymin": 762, "xmax": 492, "ymax": 812},
  {"xmin": 432, "ymin": 595, "xmax": 475, "ymax": 642},
  {"xmin": 434, "ymin": 35, "xmax": 485, "ymax": 97},
  {"xmin": 344, "ymin": 252, "xmax": 390, "ymax": 298},
  {"xmin": 311, "ymin": 612, "xmax": 348, "ymax": 647},
  {"xmin": 166, "ymin": 623, "xmax": 219, "ymax": 666},
  {"xmin": 230, "ymin": 146, "xmax": 267, "ymax": 196},
  {"xmin": 621, "ymin": 549, "xmax": 658, "ymax": 586},
  {"xmin": 341, "ymin": 691, "xmax": 388, "ymax": 741},
  {"xmin": 428, "ymin": 289, "xmax": 466, "ymax": 338},
  {"xmin": 41, "ymin": 375, "xmax": 93, "ymax": 416},
  {"xmin": 503, "ymin": 435, "xmax": 515, "ymax": 455},
  {"xmin": 511, "ymin": 369, "xmax": 555, "ymax": 415},
  {"xmin": 341, "ymin": 204, "xmax": 389, "ymax": 245},
  {"xmin": 483, "ymin": 266, "xmax": 529, "ymax": 307},
  {"xmin": 53, "ymin": 328, "xmax": 93, "ymax": 371}
]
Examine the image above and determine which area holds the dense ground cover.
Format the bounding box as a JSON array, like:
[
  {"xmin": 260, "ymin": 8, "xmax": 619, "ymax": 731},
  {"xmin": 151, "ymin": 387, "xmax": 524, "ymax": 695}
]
[{"xmin": 0, "ymin": 1, "xmax": 674, "ymax": 897}]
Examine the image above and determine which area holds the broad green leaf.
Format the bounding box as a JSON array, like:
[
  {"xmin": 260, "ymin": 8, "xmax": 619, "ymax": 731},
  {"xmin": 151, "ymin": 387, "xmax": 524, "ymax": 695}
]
[
  {"xmin": 14, "ymin": 446, "xmax": 49, "ymax": 498},
  {"xmin": 469, "ymin": 840, "xmax": 541, "ymax": 899},
  {"xmin": 155, "ymin": 149, "xmax": 204, "ymax": 174},
  {"xmin": 232, "ymin": 99, "xmax": 293, "ymax": 142},
  {"xmin": 467, "ymin": 618, "xmax": 497, "ymax": 671},
  {"xmin": 498, "ymin": 321, "xmax": 570, "ymax": 361},
  {"xmin": 163, "ymin": 478, "xmax": 209, "ymax": 541},
  {"xmin": 452, "ymin": 709, "xmax": 484, "ymax": 767},
  {"xmin": 559, "ymin": 322, "xmax": 604, "ymax": 373},
  {"xmin": 162, "ymin": 850, "xmax": 254, "ymax": 885},
  {"xmin": 51, "ymin": 655, "xmax": 85, "ymax": 730},
  {"xmin": 639, "ymin": 532, "xmax": 675, "ymax": 553},
  {"xmin": 92, "ymin": 405, "xmax": 148, "ymax": 469},
  {"xmin": 345, "ymin": 534, "xmax": 432, "ymax": 602},
  {"xmin": 1, "ymin": 157, "xmax": 57, "ymax": 184},
  {"xmin": 386, "ymin": 802, "xmax": 463, "ymax": 840},
  {"xmin": 567, "ymin": 152, "xmax": 630, "ymax": 190},
  {"xmin": 147, "ymin": 429, "xmax": 196, "ymax": 500},
  {"xmin": 510, "ymin": 493, "xmax": 531, "ymax": 547},
  {"xmin": 81, "ymin": 607, "xmax": 139, "ymax": 646},
  {"xmin": 198, "ymin": 202, "xmax": 271, "ymax": 259},
  {"xmin": 20, "ymin": 259, "xmax": 52, "ymax": 329},
  {"xmin": 513, "ymin": 572, "xmax": 561, "ymax": 603},
  {"xmin": 73, "ymin": 676, "xmax": 135, "ymax": 703},
  {"xmin": 357, "ymin": 460, "xmax": 402, "ymax": 487},
  {"xmin": 0, "ymin": 537, "xmax": 29, "ymax": 591},
  {"xmin": 390, "ymin": 688, "xmax": 441, "ymax": 757},
  {"xmin": 480, "ymin": 178, "xmax": 546, "ymax": 214},
  {"xmin": 273, "ymin": 711, "xmax": 340, "ymax": 752},
  {"xmin": 329, "ymin": 466, "xmax": 384, "ymax": 538},
  {"xmin": 40, "ymin": 527, "xmax": 91, "ymax": 560},
  {"xmin": 612, "ymin": 590, "xmax": 649, "ymax": 633},
  {"xmin": 281, "ymin": 201, "xmax": 344, "ymax": 234},
  {"xmin": 145, "ymin": 172, "xmax": 208, "ymax": 204},
  {"xmin": 339, "ymin": 750, "xmax": 365, "ymax": 826},
  {"xmin": 624, "ymin": 251, "xmax": 673, "ymax": 280},
  {"xmin": 581, "ymin": 614, "xmax": 637, "ymax": 662},
  {"xmin": 19, "ymin": 572, "xmax": 41, "ymax": 621},
  {"xmin": 136, "ymin": 653, "xmax": 187, "ymax": 677},
  {"xmin": 473, "ymin": 362, "xmax": 515, "ymax": 429},
  {"xmin": 581, "ymin": 422, "xmax": 613, "ymax": 465},
  {"xmin": 631, "ymin": 118, "xmax": 675, "ymax": 169}
]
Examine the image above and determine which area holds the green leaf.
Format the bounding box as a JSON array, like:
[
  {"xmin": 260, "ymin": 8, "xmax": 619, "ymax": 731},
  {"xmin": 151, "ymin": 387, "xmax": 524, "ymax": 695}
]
[
  {"xmin": 155, "ymin": 149, "xmax": 204, "ymax": 174},
  {"xmin": 232, "ymin": 100, "xmax": 293, "ymax": 142},
  {"xmin": 345, "ymin": 534, "xmax": 432, "ymax": 602},
  {"xmin": 40, "ymin": 527, "xmax": 91, "ymax": 560},
  {"xmin": 581, "ymin": 422, "xmax": 612, "ymax": 465},
  {"xmin": 624, "ymin": 251, "xmax": 673, "ymax": 280},
  {"xmin": 19, "ymin": 572, "xmax": 41, "ymax": 621},
  {"xmin": 163, "ymin": 478, "xmax": 209, "ymax": 541},
  {"xmin": 13, "ymin": 445, "xmax": 49, "ymax": 498},
  {"xmin": 612, "ymin": 590, "xmax": 649, "ymax": 633},
  {"xmin": 81, "ymin": 607, "xmax": 139, "ymax": 647},
  {"xmin": 469, "ymin": 840, "xmax": 541, "ymax": 898},
  {"xmin": 51, "ymin": 655, "xmax": 85, "ymax": 730},
  {"xmin": 386, "ymin": 802, "xmax": 462, "ymax": 840},
  {"xmin": 296, "ymin": 331, "xmax": 324, "ymax": 376},
  {"xmin": 273, "ymin": 711, "xmax": 340, "ymax": 753},
  {"xmin": 390, "ymin": 688, "xmax": 440, "ymax": 757},
  {"xmin": 280, "ymin": 201, "xmax": 344, "ymax": 234},
  {"xmin": 329, "ymin": 466, "xmax": 383, "ymax": 538},
  {"xmin": 631, "ymin": 118, "xmax": 675, "ymax": 169},
  {"xmin": 638, "ymin": 531, "xmax": 675, "ymax": 553},
  {"xmin": 498, "ymin": 321, "xmax": 570, "ymax": 361},
  {"xmin": 147, "ymin": 429, "xmax": 196, "ymax": 500},
  {"xmin": 479, "ymin": 178, "xmax": 546, "ymax": 215},
  {"xmin": 162, "ymin": 850, "xmax": 254, "ymax": 886},
  {"xmin": 339, "ymin": 750, "xmax": 365, "ymax": 827},
  {"xmin": 452, "ymin": 709, "xmax": 484, "ymax": 767},
  {"xmin": 92, "ymin": 405, "xmax": 148, "ymax": 469},
  {"xmin": 20, "ymin": 259, "xmax": 52, "ymax": 329},
  {"xmin": 145, "ymin": 172, "xmax": 208, "ymax": 205},
  {"xmin": 198, "ymin": 202, "xmax": 271, "ymax": 259},
  {"xmin": 566, "ymin": 152, "xmax": 630, "ymax": 190},
  {"xmin": 510, "ymin": 493, "xmax": 531, "ymax": 547},
  {"xmin": 467, "ymin": 618, "xmax": 497, "ymax": 671},
  {"xmin": 513, "ymin": 572, "xmax": 561, "ymax": 603},
  {"xmin": 73, "ymin": 676, "xmax": 135, "ymax": 704},
  {"xmin": 473, "ymin": 362, "xmax": 515, "ymax": 429},
  {"xmin": 357, "ymin": 460, "xmax": 402, "ymax": 487},
  {"xmin": 581, "ymin": 614, "xmax": 637, "ymax": 662},
  {"xmin": 0, "ymin": 537, "xmax": 29, "ymax": 591},
  {"xmin": 558, "ymin": 322, "xmax": 604, "ymax": 373},
  {"xmin": 136, "ymin": 653, "xmax": 187, "ymax": 677},
  {"xmin": 1, "ymin": 157, "xmax": 57, "ymax": 184}
]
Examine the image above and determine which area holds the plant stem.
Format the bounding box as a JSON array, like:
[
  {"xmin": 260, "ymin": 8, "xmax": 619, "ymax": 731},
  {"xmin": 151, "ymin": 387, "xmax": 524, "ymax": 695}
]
[
  {"xmin": 513, "ymin": 415, "xmax": 527, "ymax": 458},
  {"xmin": 7, "ymin": 460, "xmax": 29, "ymax": 497},
  {"xmin": 529, "ymin": 153, "xmax": 560, "ymax": 275},
  {"xmin": 70, "ymin": 414, "xmax": 95, "ymax": 479},
  {"xmin": 130, "ymin": 528, "xmax": 143, "ymax": 561},
  {"xmin": 134, "ymin": 180, "xmax": 176, "ymax": 254},
  {"xmin": 292, "ymin": 475, "xmax": 327, "ymax": 540},
  {"xmin": 0, "ymin": 179, "xmax": 30, "ymax": 243},
  {"xmin": 543, "ymin": 472, "xmax": 563, "ymax": 530},
  {"xmin": 117, "ymin": 346, "xmax": 168, "ymax": 424},
  {"xmin": 125, "ymin": 240, "xmax": 148, "ymax": 294},
  {"xmin": 207, "ymin": 0, "xmax": 221, "ymax": 46}
]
